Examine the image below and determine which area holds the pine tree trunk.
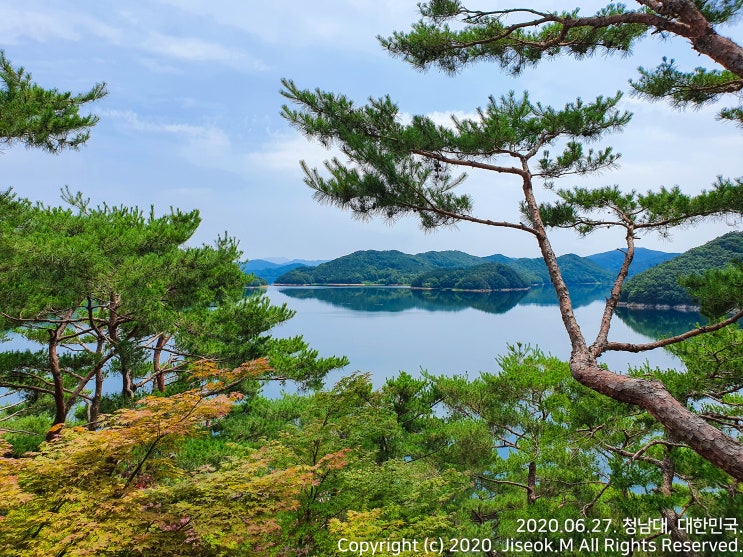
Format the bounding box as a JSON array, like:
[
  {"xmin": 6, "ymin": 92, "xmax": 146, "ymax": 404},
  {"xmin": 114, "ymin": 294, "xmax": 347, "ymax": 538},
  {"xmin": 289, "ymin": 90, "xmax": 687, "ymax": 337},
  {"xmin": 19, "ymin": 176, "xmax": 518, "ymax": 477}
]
[
  {"xmin": 153, "ymin": 333, "xmax": 168, "ymax": 392},
  {"xmin": 521, "ymin": 172, "xmax": 743, "ymax": 481},
  {"xmin": 49, "ymin": 329, "xmax": 66, "ymax": 426},
  {"xmin": 569, "ymin": 354, "xmax": 743, "ymax": 480}
]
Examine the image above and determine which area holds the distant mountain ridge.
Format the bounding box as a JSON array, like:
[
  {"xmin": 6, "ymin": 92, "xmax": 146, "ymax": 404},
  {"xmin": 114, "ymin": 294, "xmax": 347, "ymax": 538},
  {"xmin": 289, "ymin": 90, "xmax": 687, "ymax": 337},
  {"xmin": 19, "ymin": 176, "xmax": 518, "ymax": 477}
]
[
  {"xmin": 271, "ymin": 249, "xmax": 618, "ymax": 288},
  {"xmin": 241, "ymin": 259, "xmax": 328, "ymax": 284},
  {"xmin": 587, "ymin": 247, "xmax": 680, "ymax": 277},
  {"xmin": 247, "ymin": 237, "xmax": 737, "ymax": 300},
  {"xmin": 242, "ymin": 258, "xmax": 328, "ymax": 271}
]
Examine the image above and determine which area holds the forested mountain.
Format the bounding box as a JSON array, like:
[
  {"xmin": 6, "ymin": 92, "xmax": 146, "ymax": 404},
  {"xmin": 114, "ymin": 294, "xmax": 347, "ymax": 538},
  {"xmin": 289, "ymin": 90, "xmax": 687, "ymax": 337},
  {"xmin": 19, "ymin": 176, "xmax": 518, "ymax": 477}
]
[
  {"xmin": 414, "ymin": 250, "xmax": 486, "ymax": 268},
  {"xmin": 275, "ymin": 249, "xmax": 617, "ymax": 287},
  {"xmin": 275, "ymin": 250, "xmax": 481, "ymax": 286},
  {"xmin": 411, "ymin": 262, "xmax": 530, "ymax": 291},
  {"xmin": 507, "ymin": 253, "xmax": 614, "ymax": 285},
  {"xmin": 587, "ymin": 247, "xmax": 680, "ymax": 277},
  {"xmin": 482, "ymin": 253, "xmax": 514, "ymax": 264},
  {"xmin": 619, "ymin": 232, "xmax": 743, "ymax": 307}
]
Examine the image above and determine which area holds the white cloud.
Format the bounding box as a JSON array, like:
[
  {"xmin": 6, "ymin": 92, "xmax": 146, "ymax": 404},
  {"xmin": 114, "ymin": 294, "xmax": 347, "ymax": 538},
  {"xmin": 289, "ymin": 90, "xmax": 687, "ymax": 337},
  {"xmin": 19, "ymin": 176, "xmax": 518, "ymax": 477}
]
[
  {"xmin": 103, "ymin": 109, "xmax": 335, "ymax": 181},
  {"xmin": 0, "ymin": 7, "xmax": 123, "ymax": 44},
  {"xmin": 153, "ymin": 0, "xmax": 419, "ymax": 51},
  {"xmin": 140, "ymin": 33, "xmax": 265, "ymax": 70},
  {"xmin": 0, "ymin": 5, "xmax": 263, "ymax": 72},
  {"xmin": 246, "ymin": 134, "xmax": 337, "ymax": 173},
  {"xmin": 103, "ymin": 109, "xmax": 217, "ymax": 136}
]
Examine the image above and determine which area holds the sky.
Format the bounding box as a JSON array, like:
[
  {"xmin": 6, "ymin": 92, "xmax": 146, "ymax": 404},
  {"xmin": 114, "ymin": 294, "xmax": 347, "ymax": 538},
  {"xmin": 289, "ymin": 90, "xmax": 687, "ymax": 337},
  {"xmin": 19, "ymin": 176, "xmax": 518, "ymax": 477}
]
[{"xmin": 1, "ymin": 1, "xmax": 742, "ymax": 261}]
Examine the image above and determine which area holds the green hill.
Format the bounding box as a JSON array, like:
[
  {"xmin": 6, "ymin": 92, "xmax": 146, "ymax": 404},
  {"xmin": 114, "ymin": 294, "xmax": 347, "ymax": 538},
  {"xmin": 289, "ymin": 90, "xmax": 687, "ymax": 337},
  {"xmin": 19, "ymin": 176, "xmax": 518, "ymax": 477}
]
[
  {"xmin": 508, "ymin": 253, "xmax": 614, "ymax": 285},
  {"xmin": 275, "ymin": 250, "xmax": 437, "ymax": 285},
  {"xmin": 275, "ymin": 249, "xmax": 614, "ymax": 287},
  {"xmin": 415, "ymin": 250, "xmax": 486, "ymax": 268},
  {"xmin": 619, "ymin": 232, "xmax": 743, "ymax": 308},
  {"xmin": 410, "ymin": 262, "xmax": 530, "ymax": 291}
]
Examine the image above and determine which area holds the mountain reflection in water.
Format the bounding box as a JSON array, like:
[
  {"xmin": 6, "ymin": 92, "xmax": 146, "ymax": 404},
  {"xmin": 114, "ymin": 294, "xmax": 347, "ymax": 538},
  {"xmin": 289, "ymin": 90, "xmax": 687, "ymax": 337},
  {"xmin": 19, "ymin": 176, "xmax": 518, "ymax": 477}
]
[
  {"xmin": 271, "ymin": 286, "xmax": 705, "ymax": 371},
  {"xmin": 276, "ymin": 285, "xmax": 703, "ymax": 339}
]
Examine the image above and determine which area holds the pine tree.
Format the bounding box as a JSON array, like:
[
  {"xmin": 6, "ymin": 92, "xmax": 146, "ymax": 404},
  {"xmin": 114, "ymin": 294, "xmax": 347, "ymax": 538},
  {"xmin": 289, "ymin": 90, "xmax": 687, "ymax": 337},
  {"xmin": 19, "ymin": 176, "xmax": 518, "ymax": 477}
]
[
  {"xmin": 280, "ymin": 1, "xmax": 743, "ymax": 479},
  {"xmin": 0, "ymin": 51, "xmax": 107, "ymax": 153}
]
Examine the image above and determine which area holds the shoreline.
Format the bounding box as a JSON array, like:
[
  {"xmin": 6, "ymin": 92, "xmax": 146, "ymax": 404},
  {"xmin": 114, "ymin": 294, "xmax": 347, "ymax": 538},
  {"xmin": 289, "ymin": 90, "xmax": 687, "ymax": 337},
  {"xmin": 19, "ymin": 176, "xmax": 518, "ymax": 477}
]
[
  {"xmin": 273, "ymin": 283, "xmax": 531, "ymax": 293},
  {"xmin": 616, "ymin": 302, "xmax": 700, "ymax": 312}
]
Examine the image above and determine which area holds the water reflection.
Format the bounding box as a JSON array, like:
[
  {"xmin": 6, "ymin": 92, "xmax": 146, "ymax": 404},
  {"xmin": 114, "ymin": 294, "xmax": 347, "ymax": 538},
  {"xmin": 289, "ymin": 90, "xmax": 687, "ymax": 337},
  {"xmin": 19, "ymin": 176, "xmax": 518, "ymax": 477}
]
[
  {"xmin": 278, "ymin": 286, "xmax": 528, "ymax": 314},
  {"xmin": 277, "ymin": 285, "xmax": 707, "ymax": 341},
  {"xmin": 614, "ymin": 306, "xmax": 705, "ymax": 338},
  {"xmin": 411, "ymin": 289, "xmax": 528, "ymax": 314},
  {"xmin": 520, "ymin": 284, "xmax": 608, "ymax": 308}
]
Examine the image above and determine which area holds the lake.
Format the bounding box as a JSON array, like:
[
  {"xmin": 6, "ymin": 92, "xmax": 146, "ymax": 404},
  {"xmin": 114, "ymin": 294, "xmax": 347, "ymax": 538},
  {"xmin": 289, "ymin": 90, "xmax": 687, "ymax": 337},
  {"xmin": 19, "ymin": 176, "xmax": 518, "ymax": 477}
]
[
  {"xmin": 261, "ymin": 285, "xmax": 702, "ymax": 392},
  {"xmin": 0, "ymin": 285, "xmax": 702, "ymax": 399}
]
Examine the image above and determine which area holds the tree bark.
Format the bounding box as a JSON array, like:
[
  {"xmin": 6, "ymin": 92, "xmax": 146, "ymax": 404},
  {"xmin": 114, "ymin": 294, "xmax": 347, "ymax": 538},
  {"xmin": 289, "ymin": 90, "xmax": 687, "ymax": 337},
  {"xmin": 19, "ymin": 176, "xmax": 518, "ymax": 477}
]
[
  {"xmin": 519, "ymin": 171, "xmax": 743, "ymax": 481},
  {"xmin": 526, "ymin": 461, "xmax": 538, "ymax": 504},
  {"xmin": 153, "ymin": 333, "xmax": 169, "ymax": 392},
  {"xmin": 569, "ymin": 354, "xmax": 743, "ymax": 480},
  {"xmin": 49, "ymin": 327, "xmax": 67, "ymax": 426},
  {"xmin": 48, "ymin": 309, "xmax": 76, "ymax": 426},
  {"xmin": 658, "ymin": 439, "xmax": 699, "ymax": 557}
]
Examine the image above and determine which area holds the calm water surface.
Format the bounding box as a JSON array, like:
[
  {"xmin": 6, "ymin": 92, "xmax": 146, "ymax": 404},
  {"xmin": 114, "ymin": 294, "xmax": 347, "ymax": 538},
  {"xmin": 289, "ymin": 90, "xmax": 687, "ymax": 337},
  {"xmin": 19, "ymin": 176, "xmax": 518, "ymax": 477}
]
[
  {"xmin": 263, "ymin": 286, "xmax": 699, "ymax": 390},
  {"xmin": 0, "ymin": 286, "xmax": 702, "ymax": 399}
]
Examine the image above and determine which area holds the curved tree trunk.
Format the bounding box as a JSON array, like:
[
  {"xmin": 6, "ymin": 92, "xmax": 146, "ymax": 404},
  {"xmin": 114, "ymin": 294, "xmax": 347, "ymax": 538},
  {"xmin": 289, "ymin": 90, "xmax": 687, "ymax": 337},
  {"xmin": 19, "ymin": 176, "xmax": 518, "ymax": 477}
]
[
  {"xmin": 569, "ymin": 352, "xmax": 743, "ymax": 480},
  {"xmin": 520, "ymin": 171, "xmax": 743, "ymax": 481}
]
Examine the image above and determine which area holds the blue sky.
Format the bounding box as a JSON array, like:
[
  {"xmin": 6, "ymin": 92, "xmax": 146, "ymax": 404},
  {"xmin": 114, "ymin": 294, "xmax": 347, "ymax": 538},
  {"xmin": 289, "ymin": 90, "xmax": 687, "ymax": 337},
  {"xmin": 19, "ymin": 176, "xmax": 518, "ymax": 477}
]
[{"xmin": 2, "ymin": 1, "xmax": 742, "ymax": 261}]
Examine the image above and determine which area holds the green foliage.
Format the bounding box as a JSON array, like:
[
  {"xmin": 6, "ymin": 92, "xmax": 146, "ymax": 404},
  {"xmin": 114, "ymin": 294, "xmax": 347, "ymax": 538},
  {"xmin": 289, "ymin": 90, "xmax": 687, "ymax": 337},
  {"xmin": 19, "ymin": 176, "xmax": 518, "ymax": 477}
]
[
  {"xmin": 0, "ymin": 191, "xmax": 345, "ymax": 426},
  {"xmin": 0, "ymin": 376, "xmax": 318, "ymax": 557},
  {"xmin": 620, "ymin": 231, "xmax": 743, "ymax": 307},
  {"xmin": 380, "ymin": 2, "xmax": 743, "ymax": 124},
  {"xmin": 0, "ymin": 51, "xmax": 107, "ymax": 152},
  {"xmin": 277, "ymin": 248, "xmax": 614, "ymax": 286},
  {"xmin": 0, "ymin": 414, "xmax": 50, "ymax": 456},
  {"xmin": 3, "ymin": 345, "xmax": 743, "ymax": 554},
  {"xmin": 631, "ymin": 57, "xmax": 743, "ymax": 111},
  {"xmin": 679, "ymin": 261, "xmax": 743, "ymax": 317},
  {"xmin": 534, "ymin": 179, "xmax": 743, "ymax": 236},
  {"xmin": 281, "ymin": 81, "xmax": 630, "ymax": 231},
  {"xmin": 666, "ymin": 326, "xmax": 743, "ymax": 432},
  {"xmin": 432, "ymin": 346, "xmax": 610, "ymax": 525},
  {"xmin": 381, "ymin": 3, "xmax": 648, "ymax": 75},
  {"xmin": 411, "ymin": 262, "xmax": 529, "ymax": 290}
]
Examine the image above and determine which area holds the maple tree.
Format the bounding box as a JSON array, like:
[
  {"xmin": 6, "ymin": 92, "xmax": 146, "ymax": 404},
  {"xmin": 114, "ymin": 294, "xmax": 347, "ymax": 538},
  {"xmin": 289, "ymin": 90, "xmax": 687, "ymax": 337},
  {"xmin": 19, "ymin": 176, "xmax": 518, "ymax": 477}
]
[{"xmin": 0, "ymin": 361, "xmax": 328, "ymax": 556}]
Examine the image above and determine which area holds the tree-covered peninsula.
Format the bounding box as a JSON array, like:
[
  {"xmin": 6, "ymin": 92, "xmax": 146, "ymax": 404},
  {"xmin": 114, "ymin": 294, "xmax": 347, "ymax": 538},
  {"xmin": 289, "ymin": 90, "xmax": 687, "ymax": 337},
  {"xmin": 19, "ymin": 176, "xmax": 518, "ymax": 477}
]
[
  {"xmin": 274, "ymin": 249, "xmax": 615, "ymax": 288},
  {"xmin": 619, "ymin": 231, "xmax": 743, "ymax": 308},
  {"xmin": 411, "ymin": 262, "xmax": 529, "ymax": 291}
]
